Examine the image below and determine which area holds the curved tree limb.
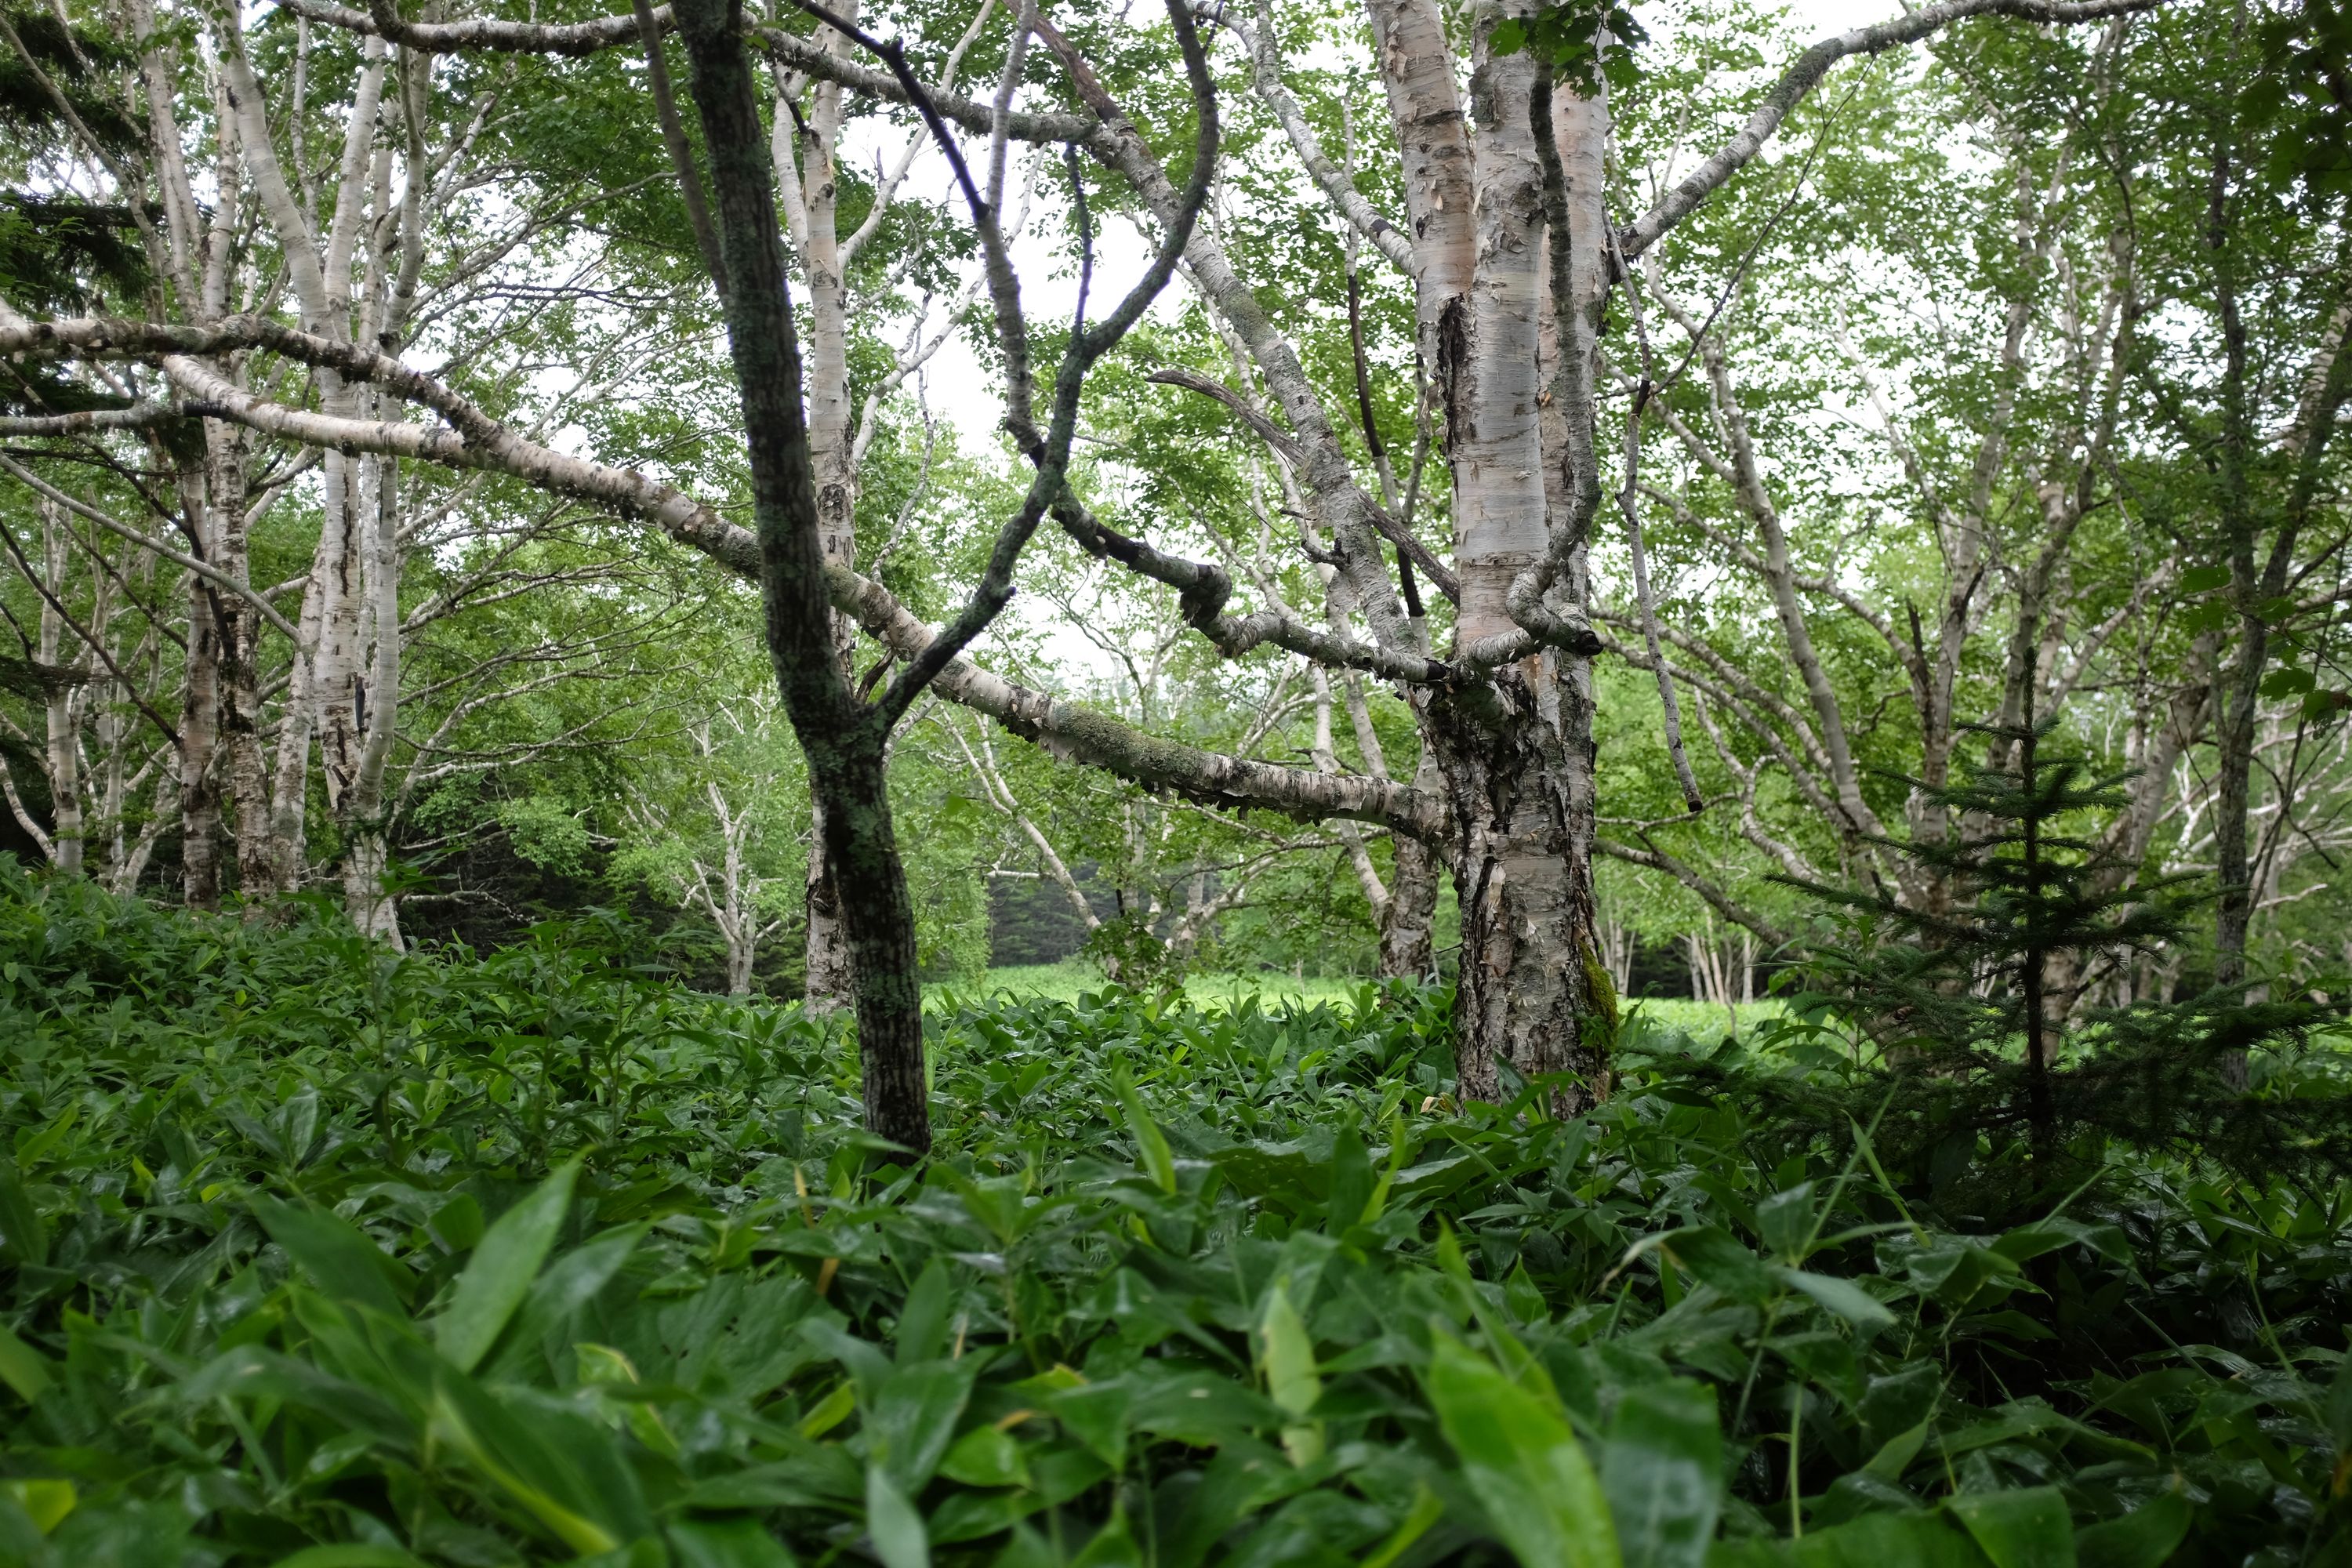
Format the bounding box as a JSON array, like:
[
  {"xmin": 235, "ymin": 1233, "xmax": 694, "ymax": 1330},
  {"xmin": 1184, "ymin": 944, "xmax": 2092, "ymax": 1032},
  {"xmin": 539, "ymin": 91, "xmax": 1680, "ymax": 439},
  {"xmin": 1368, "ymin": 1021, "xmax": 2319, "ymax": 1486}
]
[
  {"xmin": 1618, "ymin": 0, "xmax": 2170, "ymax": 259},
  {"xmin": 828, "ymin": 568, "xmax": 1450, "ymax": 837},
  {"xmin": 277, "ymin": 0, "xmax": 1101, "ymax": 143},
  {"xmin": 1225, "ymin": 1, "xmax": 1415, "ymax": 274},
  {"xmin": 1148, "ymin": 365, "xmax": 1459, "ymax": 602},
  {"xmin": 1595, "ymin": 835, "xmax": 1789, "ymax": 946},
  {"xmin": 6, "ymin": 316, "xmax": 1447, "ymax": 837}
]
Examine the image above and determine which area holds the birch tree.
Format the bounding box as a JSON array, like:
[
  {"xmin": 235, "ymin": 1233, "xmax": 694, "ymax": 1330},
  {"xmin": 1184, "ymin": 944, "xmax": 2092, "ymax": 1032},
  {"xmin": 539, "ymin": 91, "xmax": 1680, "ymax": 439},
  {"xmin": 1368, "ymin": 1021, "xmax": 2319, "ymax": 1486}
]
[{"xmin": 3, "ymin": 0, "xmax": 2227, "ymax": 1137}]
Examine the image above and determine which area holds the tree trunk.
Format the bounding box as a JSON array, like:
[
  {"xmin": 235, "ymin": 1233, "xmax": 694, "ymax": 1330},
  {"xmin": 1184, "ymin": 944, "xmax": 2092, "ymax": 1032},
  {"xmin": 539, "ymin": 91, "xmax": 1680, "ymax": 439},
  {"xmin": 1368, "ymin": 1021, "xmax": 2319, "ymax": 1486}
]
[
  {"xmin": 178, "ymin": 498, "xmax": 224, "ymax": 909},
  {"xmin": 803, "ymin": 798, "xmax": 853, "ymax": 1005},
  {"xmin": 771, "ymin": 8, "xmax": 866, "ymax": 1011},
  {"xmin": 336, "ymin": 452, "xmax": 404, "ymax": 944},
  {"xmin": 816, "ymin": 734, "xmax": 927, "ymax": 1142},
  {"xmin": 1428, "ymin": 655, "xmax": 1610, "ymax": 1109},
  {"xmin": 1415, "ymin": 20, "xmax": 1616, "ymax": 1105},
  {"xmin": 1380, "ymin": 824, "xmax": 1440, "ymax": 980},
  {"xmin": 35, "ymin": 505, "xmax": 84, "ymax": 877},
  {"xmin": 677, "ymin": 0, "xmax": 928, "ymax": 1153},
  {"xmin": 220, "ymin": 478, "xmax": 272, "ymax": 899}
]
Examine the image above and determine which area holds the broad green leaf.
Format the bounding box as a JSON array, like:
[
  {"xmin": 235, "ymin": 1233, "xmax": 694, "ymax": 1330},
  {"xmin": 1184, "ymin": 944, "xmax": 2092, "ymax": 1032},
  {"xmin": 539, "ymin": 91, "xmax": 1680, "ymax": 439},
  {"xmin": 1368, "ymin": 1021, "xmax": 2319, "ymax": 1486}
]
[
  {"xmin": 488, "ymin": 1223, "xmax": 648, "ymax": 1377},
  {"xmin": 2179, "ymin": 564, "xmax": 2230, "ymax": 593},
  {"xmin": 1069, "ymin": 1508, "xmax": 1141, "ymax": 1568},
  {"xmin": 1776, "ymin": 1267, "xmax": 1896, "ymax": 1335},
  {"xmin": 0, "ymin": 1322, "xmax": 53, "ymax": 1403},
  {"xmin": 0, "ymin": 1479, "xmax": 72, "ymax": 1534},
  {"xmin": 1328, "ymin": 1118, "xmax": 1374, "ymax": 1230},
  {"xmin": 1111, "ymin": 1070, "xmax": 1177, "ymax": 1195},
  {"xmin": 1602, "ymin": 1380, "xmax": 1721, "ymax": 1568},
  {"xmin": 1505, "ymin": 1258, "xmax": 1549, "ymax": 1324},
  {"xmin": 938, "ymin": 1424, "xmax": 1026, "ymax": 1488},
  {"xmin": 799, "ymin": 1380, "xmax": 855, "ymax": 1439},
  {"xmin": 2259, "ymin": 666, "xmax": 2316, "ymax": 699},
  {"xmin": 669, "ymin": 1516, "xmax": 798, "ymax": 1568},
  {"xmin": 252, "ymin": 1199, "xmax": 412, "ymax": 1317},
  {"xmin": 1858, "ymin": 1363, "xmax": 1942, "ymax": 1449},
  {"xmin": 0, "ymin": 1160, "xmax": 45, "ymax": 1269},
  {"xmin": 426, "ymin": 1373, "xmax": 641, "ymax": 1555},
  {"xmin": 893, "ymin": 1255, "xmax": 953, "ymax": 1365},
  {"xmin": 1757, "ymin": 1183, "xmax": 1817, "ymax": 1261},
  {"xmin": 180, "ymin": 1344, "xmax": 408, "ymax": 1440},
  {"xmin": 2327, "ymin": 1352, "xmax": 2352, "ymax": 1452},
  {"xmin": 2074, "ymin": 1493, "xmax": 2190, "ymax": 1568},
  {"xmin": 435, "ymin": 1160, "xmax": 579, "ymax": 1371},
  {"xmin": 869, "ymin": 1359, "xmax": 976, "ymax": 1492},
  {"xmin": 1663, "ymin": 1228, "xmax": 1777, "ymax": 1305},
  {"xmin": 1425, "ymin": 1332, "xmax": 1621, "ymax": 1568},
  {"xmin": 269, "ymin": 1548, "xmax": 435, "ymax": 1568},
  {"xmin": 1947, "ymin": 1486, "xmax": 2074, "ymax": 1568},
  {"xmin": 1051, "ymin": 1377, "xmax": 1134, "ymax": 1468},
  {"xmin": 1361, "ymin": 1483, "xmax": 1445, "ymax": 1568},
  {"xmin": 1261, "ymin": 1280, "xmax": 1324, "ymax": 1466},
  {"xmin": 1860, "ymin": 1419, "xmax": 1929, "ymax": 1482},
  {"xmin": 865, "ymin": 1464, "xmax": 930, "ymax": 1568},
  {"xmin": 1709, "ymin": 1510, "xmax": 1987, "ymax": 1566}
]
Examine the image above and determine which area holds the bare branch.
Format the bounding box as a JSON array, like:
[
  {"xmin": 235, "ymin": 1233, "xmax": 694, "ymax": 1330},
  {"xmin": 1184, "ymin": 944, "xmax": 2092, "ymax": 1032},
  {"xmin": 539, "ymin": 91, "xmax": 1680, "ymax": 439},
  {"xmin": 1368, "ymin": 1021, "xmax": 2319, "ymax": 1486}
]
[{"xmin": 1621, "ymin": 0, "xmax": 2169, "ymax": 257}]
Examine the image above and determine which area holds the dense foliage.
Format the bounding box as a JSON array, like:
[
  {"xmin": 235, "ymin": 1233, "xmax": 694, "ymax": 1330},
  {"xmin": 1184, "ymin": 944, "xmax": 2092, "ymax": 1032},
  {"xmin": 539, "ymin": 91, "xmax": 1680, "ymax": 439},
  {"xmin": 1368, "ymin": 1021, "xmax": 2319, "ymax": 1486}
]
[{"xmin": 2, "ymin": 867, "xmax": 2350, "ymax": 1568}]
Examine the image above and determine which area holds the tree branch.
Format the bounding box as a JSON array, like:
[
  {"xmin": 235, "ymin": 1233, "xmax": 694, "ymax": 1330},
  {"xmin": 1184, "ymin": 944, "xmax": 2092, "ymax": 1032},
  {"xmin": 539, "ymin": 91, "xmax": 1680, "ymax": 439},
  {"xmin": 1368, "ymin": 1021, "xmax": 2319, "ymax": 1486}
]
[{"xmin": 1619, "ymin": 0, "xmax": 2170, "ymax": 259}]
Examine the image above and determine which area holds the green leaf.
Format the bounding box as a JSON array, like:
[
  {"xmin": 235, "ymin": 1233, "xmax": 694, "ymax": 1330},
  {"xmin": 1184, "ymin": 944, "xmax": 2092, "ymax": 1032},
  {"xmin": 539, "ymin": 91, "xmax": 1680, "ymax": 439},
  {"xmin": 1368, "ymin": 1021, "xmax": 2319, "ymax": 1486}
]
[
  {"xmin": 2260, "ymin": 667, "xmax": 2317, "ymax": 699},
  {"xmin": 0, "ymin": 1322, "xmax": 54, "ymax": 1403},
  {"xmin": 268, "ymin": 1548, "xmax": 435, "ymax": 1568},
  {"xmin": 1361, "ymin": 1483, "xmax": 1445, "ymax": 1568},
  {"xmin": 1493, "ymin": 16, "xmax": 1528, "ymax": 54},
  {"xmin": 2073, "ymin": 1494, "xmax": 2189, "ymax": 1568},
  {"xmin": 669, "ymin": 1516, "xmax": 799, "ymax": 1568},
  {"xmin": 1662, "ymin": 1228, "xmax": 1777, "ymax": 1304},
  {"xmin": 1110, "ymin": 1070, "xmax": 1176, "ymax": 1195},
  {"xmin": 865, "ymin": 1464, "xmax": 931, "ymax": 1568},
  {"xmin": 1425, "ymin": 1332, "xmax": 1621, "ymax": 1568},
  {"xmin": 2303, "ymin": 688, "xmax": 2352, "ymax": 720},
  {"xmin": 938, "ymin": 1424, "xmax": 1026, "ymax": 1488},
  {"xmin": 869, "ymin": 1359, "xmax": 976, "ymax": 1492},
  {"xmin": 1775, "ymin": 1267, "xmax": 1896, "ymax": 1335},
  {"xmin": 426, "ymin": 1370, "xmax": 641, "ymax": 1555},
  {"xmin": 1757, "ymin": 1183, "xmax": 1816, "ymax": 1261},
  {"xmin": 0, "ymin": 1479, "xmax": 72, "ymax": 1535},
  {"xmin": 436, "ymin": 1160, "xmax": 579, "ymax": 1372},
  {"xmin": 0, "ymin": 1160, "xmax": 45, "ymax": 1269},
  {"xmin": 1327, "ymin": 1118, "xmax": 1374, "ymax": 1231},
  {"xmin": 1050, "ymin": 1377, "xmax": 1134, "ymax": 1468},
  {"xmin": 2326, "ymin": 1352, "xmax": 2352, "ymax": 1453},
  {"xmin": 1860, "ymin": 1419, "xmax": 1929, "ymax": 1483},
  {"xmin": 893, "ymin": 1255, "xmax": 953, "ymax": 1365},
  {"xmin": 252, "ymin": 1199, "xmax": 413, "ymax": 1317},
  {"xmin": 1947, "ymin": 1486, "xmax": 2074, "ymax": 1568},
  {"xmin": 1069, "ymin": 1508, "xmax": 1140, "ymax": 1568},
  {"xmin": 2180, "ymin": 564, "xmax": 2230, "ymax": 593},
  {"xmin": 1261, "ymin": 1279, "xmax": 1324, "ymax": 1466},
  {"xmin": 1711, "ymin": 1511, "xmax": 1987, "ymax": 1566},
  {"xmin": 799, "ymin": 1380, "xmax": 855, "ymax": 1439},
  {"xmin": 1602, "ymin": 1379, "xmax": 1720, "ymax": 1568},
  {"xmin": 1505, "ymin": 1258, "xmax": 1549, "ymax": 1324}
]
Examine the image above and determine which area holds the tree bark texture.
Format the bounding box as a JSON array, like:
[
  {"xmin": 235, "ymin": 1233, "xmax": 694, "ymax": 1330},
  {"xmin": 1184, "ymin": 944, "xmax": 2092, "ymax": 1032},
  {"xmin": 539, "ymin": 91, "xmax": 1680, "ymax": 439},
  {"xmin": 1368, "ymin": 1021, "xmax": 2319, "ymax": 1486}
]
[
  {"xmin": 677, "ymin": 0, "xmax": 928, "ymax": 1154},
  {"xmin": 1427, "ymin": 655, "xmax": 1610, "ymax": 1109}
]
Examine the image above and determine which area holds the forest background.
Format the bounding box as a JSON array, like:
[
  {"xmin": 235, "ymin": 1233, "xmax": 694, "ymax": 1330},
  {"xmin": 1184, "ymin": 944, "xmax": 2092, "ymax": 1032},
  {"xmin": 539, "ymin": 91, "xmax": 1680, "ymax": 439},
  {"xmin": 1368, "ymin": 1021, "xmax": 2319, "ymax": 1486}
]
[
  {"xmin": 0, "ymin": 0, "xmax": 2347, "ymax": 1018},
  {"xmin": 6, "ymin": 0, "xmax": 2352, "ymax": 1559}
]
